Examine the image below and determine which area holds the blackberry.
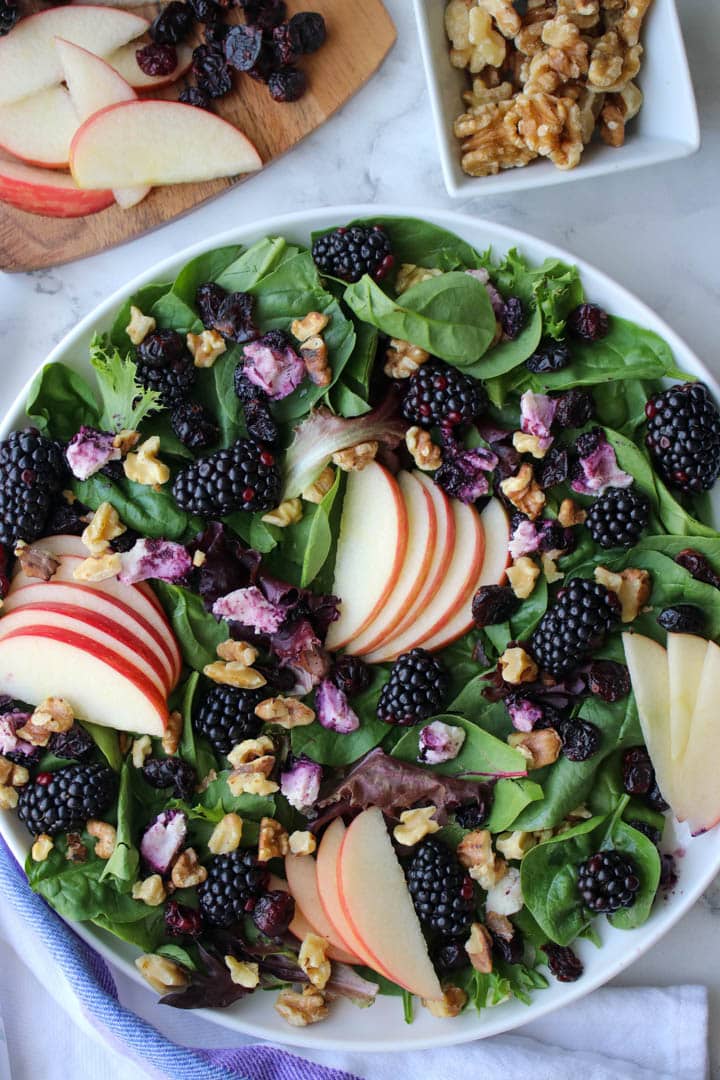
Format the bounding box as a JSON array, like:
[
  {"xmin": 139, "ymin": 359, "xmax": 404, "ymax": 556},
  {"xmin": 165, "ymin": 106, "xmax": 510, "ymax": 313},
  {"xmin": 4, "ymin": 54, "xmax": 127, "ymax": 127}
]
[
  {"xmin": 646, "ymin": 382, "xmax": 720, "ymax": 494},
  {"xmin": 405, "ymin": 838, "xmax": 475, "ymax": 938},
  {"xmin": 0, "ymin": 429, "xmax": 66, "ymax": 545},
  {"xmin": 150, "ymin": 1, "xmax": 195, "ymax": 44},
  {"xmin": 136, "ymin": 329, "xmax": 196, "ymax": 408},
  {"xmin": 0, "ymin": 0, "xmax": 19, "ymax": 35},
  {"xmin": 172, "ymin": 438, "xmax": 281, "ymax": 516},
  {"xmin": 288, "ymin": 11, "xmax": 326, "ymax": 53},
  {"xmin": 136, "ymin": 43, "xmax": 178, "ymax": 77},
  {"xmin": 471, "ymin": 585, "xmax": 520, "ymax": 627},
  {"xmin": 311, "ymin": 224, "xmax": 394, "ymax": 283},
  {"xmin": 377, "ymin": 649, "xmax": 449, "ymax": 727},
  {"xmin": 530, "ymin": 579, "xmax": 620, "ymax": 677},
  {"xmin": 194, "ymin": 683, "xmax": 264, "ymax": 757},
  {"xmin": 243, "ymin": 398, "xmax": 279, "ymax": 446},
  {"xmin": 586, "ymin": 486, "xmax": 650, "ymax": 549},
  {"xmin": 17, "ymin": 763, "xmax": 116, "ymax": 837},
  {"xmin": 543, "ymin": 943, "xmax": 583, "ymax": 982},
  {"xmin": 657, "ymin": 604, "xmax": 705, "ymax": 635},
  {"xmin": 332, "ymin": 655, "xmax": 371, "ymax": 698},
  {"xmin": 577, "ymin": 850, "xmax": 641, "ymax": 913},
  {"xmin": 559, "ymin": 718, "xmax": 601, "ymax": 762},
  {"xmin": 526, "ymin": 339, "xmax": 571, "ymax": 374},
  {"xmin": 268, "ymin": 67, "xmax": 307, "ymax": 103},
  {"xmin": 627, "ymin": 819, "xmax": 662, "ymax": 847},
  {"xmin": 401, "ymin": 362, "xmax": 487, "ymax": 429},
  {"xmin": 170, "ymin": 401, "xmax": 219, "ymax": 451},
  {"xmin": 567, "ymin": 303, "xmax": 609, "ymax": 342},
  {"xmin": 199, "ymin": 850, "xmax": 270, "ymax": 926}
]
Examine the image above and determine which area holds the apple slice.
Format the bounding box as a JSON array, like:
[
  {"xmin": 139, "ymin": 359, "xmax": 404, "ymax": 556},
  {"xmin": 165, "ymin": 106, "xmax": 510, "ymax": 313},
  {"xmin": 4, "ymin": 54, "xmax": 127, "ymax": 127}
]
[
  {"xmin": 316, "ymin": 819, "xmax": 379, "ymax": 970},
  {"xmin": 70, "ymin": 100, "xmax": 262, "ymax": 189},
  {"xmin": 364, "ymin": 494, "xmax": 484, "ymax": 663},
  {"xmin": 346, "ymin": 472, "xmax": 436, "ymax": 656},
  {"xmin": 418, "ymin": 497, "xmax": 510, "ymax": 654},
  {"xmin": 0, "ymin": 87, "xmax": 78, "ymax": 168},
  {"xmin": 674, "ymin": 641, "xmax": 720, "ymax": 834},
  {"xmin": 3, "ymin": 581, "xmax": 176, "ymax": 689},
  {"xmin": 0, "ymin": 7, "xmax": 149, "ymax": 106},
  {"xmin": 105, "ymin": 42, "xmax": 193, "ymax": 92},
  {"xmin": 622, "ymin": 632, "xmax": 675, "ymax": 807},
  {"xmin": 325, "ymin": 464, "xmax": 409, "ymax": 652},
  {"xmin": 667, "ymin": 633, "xmax": 708, "ymax": 762},
  {"xmin": 285, "ymin": 854, "xmax": 362, "ymax": 964},
  {"xmin": 0, "ymin": 603, "xmax": 170, "ymax": 695},
  {"xmin": 338, "ymin": 808, "xmax": 443, "ymax": 1000},
  {"xmin": 0, "ymin": 151, "xmax": 114, "ymax": 217},
  {"xmin": 0, "ymin": 625, "xmax": 167, "ymax": 735},
  {"xmin": 55, "ymin": 38, "xmax": 149, "ymax": 209}
]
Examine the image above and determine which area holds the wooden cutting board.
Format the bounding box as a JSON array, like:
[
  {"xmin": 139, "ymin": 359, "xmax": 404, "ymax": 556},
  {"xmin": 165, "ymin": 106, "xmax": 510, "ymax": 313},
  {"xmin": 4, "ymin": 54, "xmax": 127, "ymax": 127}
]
[{"xmin": 0, "ymin": 0, "xmax": 395, "ymax": 272}]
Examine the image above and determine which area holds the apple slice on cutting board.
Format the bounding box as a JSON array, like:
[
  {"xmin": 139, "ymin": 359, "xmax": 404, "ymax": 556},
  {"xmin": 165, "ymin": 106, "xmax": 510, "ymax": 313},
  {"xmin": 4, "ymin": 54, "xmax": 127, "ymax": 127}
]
[
  {"xmin": 0, "ymin": 87, "xmax": 79, "ymax": 169},
  {"xmin": 70, "ymin": 100, "xmax": 262, "ymax": 189},
  {"xmin": 106, "ymin": 41, "xmax": 193, "ymax": 92},
  {"xmin": 0, "ymin": 151, "xmax": 113, "ymax": 217},
  {"xmin": 55, "ymin": 37, "xmax": 149, "ymax": 209},
  {"xmin": 0, "ymin": 6, "xmax": 149, "ymax": 106},
  {"xmin": 345, "ymin": 471, "xmax": 436, "ymax": 656},
  {"xmin": 325, "ymin": 463, "xmax": 409, "ymax": 652},
  {"xmin": 338, "ymin": 808, "xmax": 443, "ymax": 1000},
  {"xmin": 284, "ymin": 854, "xmax": 362, "ymax": 964}
]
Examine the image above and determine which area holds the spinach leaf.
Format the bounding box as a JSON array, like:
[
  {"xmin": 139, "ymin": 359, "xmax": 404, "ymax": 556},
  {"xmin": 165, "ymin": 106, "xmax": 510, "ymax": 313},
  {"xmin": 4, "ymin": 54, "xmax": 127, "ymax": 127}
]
[
  {"xmin": 607, "ymin": 819, "xmax": 661, "ymax": 930},
  {"xmin": 343, "ymin": 272, "xmax": 496, "ymax": 366},
  {"xmin": 391, "ymin": 714, "xmax": 527, "ymax": 779},
  {"xmin": 193, "ymin": 346, "xmax": 244, "ymax": 446},
  {"xmin": 81, "ymin": 721, "xmax": 121, "ymax": 772},
  {"xmin": 636, "ymin": 533, "xmax": 720, "ymax": 574},
  {"xmin": 290, "ymin": 668, "xmax": 390, "ymax": 766},
  {"xmin": 153, "ymin": 582, "xmax": 227, "ymax": 670},
  {"xmin": 178, "ymin": 672, "xmax": 217, "ymax": 778},
  {"xmin": 653, "ymin": 474, "xmax": 719, "ymax": 538},
  {"xmin": 111, "ymin": 281, "xmax": 173, "ymax": 351},
  {"xmin": 280, "ymin": 469, "xmax": 343, "ymax": 587},
  {"xmin": 151, "ymin": 291, "xmax": 201, "ymax": 335},
  {"xmin": 466, "ymin": 305, "xmax": 542, "ymax": 379},
  {"xmin": 486, "ymin": 778, "xmax": 545, "ymax": 833},
  {"xmin": 341, "ymin": 320, "xmax": 379, "ymax": 400},
  {"xmin": 168, "ymin": 245, "xmax": 243, "ymax": 310},
  {"xmin": 72, "ymin": 473, "xmax": 200, "ymax": 541},
  {"xmin": 216, "ymin": 237, "xmax": 292, "ymax": 293},
  {"xmin": 92, "ymin": 910, "xmax": 165, "ymax": 952},
  {"xmin": 340, "ymin": 216, "xmax": 485, "ymax": 274},
  {"xmin": 101, "ymin": 761, "xmax": 139, "ymax": 890},
  {"xmin": 26, "ymin": 363, "xmax": 100, "ymax": 440}
]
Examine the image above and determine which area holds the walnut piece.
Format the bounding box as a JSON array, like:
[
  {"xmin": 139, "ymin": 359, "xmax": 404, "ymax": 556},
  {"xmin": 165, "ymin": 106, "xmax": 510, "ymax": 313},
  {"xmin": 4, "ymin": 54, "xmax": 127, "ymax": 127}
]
[
  {"xmin": 227, "ymin": 739, "xmax": 279, "ymax": 796},
  {"xmin": 186, "ymin": 329, "xmax": 226, "ymax": 368},
  {"xmin": 455, "ymin": 99, "xmax": 537, "ymax": 177},
  {"xmin": 162, "ymin": 710, "xmax": 183, "ymax": 757},
  {"xmin": 332, "ymin": 441, "xmax": 379, "ymax": 472},
  {"xmin": 216, "ymin": 639, "xmax": 258, "ymax": 666},
  {"xmin": 208, "ymin": 813, "xmax": 243, "ymax": 855},
  {"xmin": 132, "ymin": 735, "xmax": 153, "ymax": 769},
  {"xmin": 302, "ymin": 466, "xmax": 336, "ymax": 504},
  {"xmin": 499, "ymin": 646, "xmax": 539, "ymax": 685},
  {"xmin": 594, "ymin": 564, "xmax": 651, "ymax": 622},
  {"xmin": 261, "ymin": 498, "xmax": 303, "ymax": 528},
  {"xmin": 171, "ymin": 848, "xmax": 208, "ymax": 888},
  {"xmin": 203, "ymin": 661, "xmax": 267, "ymax": 690},
  {"xmin": 496, "ymin": 830, "xmax": 537, "ymax": 860},
  {"xmin": 87, "ymin": 820, "xmax": 117, "ymax": 859},
  {"xmin": 275, "ymin": 986, "xmax": 328, "ymax": 1027},
  {"xmin": 228, "ymin": 736, "xmax": 275, "ymax": 767},
  {"xmin": 123, "ymin": 436, "xmax": 170, "ymax": 487},
  {"xmin": 291, "ymin": 311, "xmax": 330, "ymax": 342},
  {"xmin": 17, "ymin": 697, "xmax": 74, "ymax": 747},
  {"xmin": 599, "ymin": 80, "xmax": 643, "ymax": 146},
  {"xmin": 422, "ymin": 985, "xmax": 468, "ymax": 1018},
  {"xmin": 512, "ymin": 430, "xmax": 548, "ymax": 459},
  {"xmin": 508, "ymin": 727, "xmax": 562, "ymax": 768},
  {"xmin": 384, "ymin": 338, "xmax": 431, "ymax": 378},
  {"xmin": 299, "ymin": 933, "xmax": 332, "ymax": 990},
  {"xmin": 113, "ymin": 429, "xmax": 141, "ymax": 455},
  {"xmin": 126, "ymin": 305, "xmax": 156, "ymax": 346},
  {"xmin": 541, "ymin": 549, "xmax": 564, "ymax": 584},
  {"xmin": 616, "ymin": 0, "xmax": 653, "ymax": 46},
  {"xmin": 0, "ymin": 786, "xmax": 18, "ymax": 810},
  {"xmin": 14, "ymin": 541, "xmax": 59, "ymax": 581},
  {"xmin": 81, "ymin": 501, "xmax": 126, "ymax": 555},
  {"xmin": 66, "ymin": 833, "xmax": 88, "ymax": 863},
  {"xmin": 136, "ymin": 954, "xmax": 189, "ymax": 994},
  {"xmin": 395, "ymin": 266, "xmax": 442, "ymax": 294},
  {"xmin": 500, "ymin": 462, "xmax": 546, "ymax": 519},
  {"xmin": 477, "ymin": 0, "xmax": 522, "ymax": 38},
  {"xmin": 258, "ymin": 817, "xmax": 289, "ymax": 862},
  {"xmin": 463, "ymin": 75, "xmax": 514, "ymax": 108},
  {"xmin": 72, "ymin": 552, "xmax": 122, "ymax": 583},
  {"xmin": 289, "ymin": 830, "xmax": 317, "ymax": 856},
  {"xmin": 132, "ymin": 874, "xmax": 167, "ymax": 906},
  {"xmin": 405, "ymin": 427, "xmax": 442, "ymax": 472},
  {"xmin": 513, "ymin": 91, "xmax": 584, "ymax": 169},
  {"xmin": 507, "ymin": 556, "xmax": 540, "ymax": 599},
  {"xmin": 588, "ymin": 29, "xmax": 642, "ymax": 92},
  {"xmin": 300, "ymin": 336, "xmax": 332, "ymax": 388},
  {"xmin": 557, "ymin": 0, "xmax": 600, "ymax": 28},
  {"xmin": 465, "ymin": 922, "xmax": 494, "ymax": 973},
  {"xmin": 225, "ymin": 956, "xmax": 260, "ymax": 988},
  {"xmin": 458, "ymin": 829, "xmax": 507, "ymax": 888},
  {"xmin": 31, "ymin": 834, "xmax": 54, "ymax": 862},
  {"xmin": 393, "ymin": 806, "xmax": 441, "ymax": 847},
  {"xmin": 255, "ymin": 696, "xmax": 315, "ymax": 729},
  {"xmin": 558, "ymin": 497, "xmax": 587, "ymax": 526}
]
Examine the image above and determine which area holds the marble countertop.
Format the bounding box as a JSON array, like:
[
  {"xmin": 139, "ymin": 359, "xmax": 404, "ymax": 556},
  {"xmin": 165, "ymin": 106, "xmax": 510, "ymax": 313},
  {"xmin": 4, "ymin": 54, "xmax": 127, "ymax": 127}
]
[{"xmin": 1, "ymin": 0, "xmax": 719, "ymax": 1071}]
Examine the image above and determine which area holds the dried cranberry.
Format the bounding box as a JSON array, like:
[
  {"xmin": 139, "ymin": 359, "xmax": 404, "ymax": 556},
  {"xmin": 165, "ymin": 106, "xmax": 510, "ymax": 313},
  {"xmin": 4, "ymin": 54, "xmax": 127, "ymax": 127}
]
[
  {"xmin": 179, "ymin": 86, "xmax": 213, "ymax": 109},
  {"xmin": 657, "ymin": 604, "xmax": 706, "ymax": 636},
  {"xmin": 48, "ymin": 724, "xmax": 95, "ymax": 761},
  {"xmin": 622, "ymin": 747, "xmax": 653, "ymax": 796},
  {"xmin": 247, "ymin": 46, "xmax": 274, "ymax": 83},
  {"xmin": 45, "ymin": 500, "xmax": 87, "ymax": 537},
  {"xmin": 332, "ymin": 655, "xmax": 371, "ymax": 698},
  {"xmin": 568, "ymin": 303, "xmax": 609, "ymax": 342},
  {"xmin": 455, "ymin": 796, "xmax": 490, "ymax": 830},
  {"xmin": 111, "ymin": 527, "xmax": 141, "ymax": 554},
  {"xmin": 627, "ymin": 819, "xmax": 662, "ymax": 847},
  {"xmin": 165, "ymin": 900, "xmax": 202, "ymax": 937},
  {"xmin": 538, "ymin": 520, "xmax": 572, "ymax": 554},
  {"xmin": 142, "ymin": 757, "xmax": 197, "ymax": 801},
  {"xmin": 136, "ymin": 43, "xmax": 178, "ymax": 77},
  {"xmin": 241, "ymin": 0, "xmax": 286, "ymax": 30},
  {"xmin": 234, "ymin": 370, "xmax": 264, "ymax": 404},
  {"xmin": 223, "ymin": 23, "xmax": 263, "ymax": 71},
  {"xmin": 501, "ymin": 297, "xmax": 524, "ymax": 340},
  {"xmin": 204, "ymin": 21, "xmax": 229, "ymax": 44},
  {"xmin": 490, "ymin": 925, "xmax": 524, "ymax": 965},
  {"xmin": 252, "ymin": 889, "xmax": 295, "ymax": 937},
  {"xmin": 268, "ymin": 67, "xmax": 306, "ymax": 102},
  {"xmin": 0, "ymin": 545, "xmax": 10, "ymax": 599},
  {"xmin": 560, "ymin": 719, "xmax": 601, "ymax": 762},
  {"xmin": 137, "ymin": 328, "xmax": 187, "ymax": 368},
  {"xmin": 433, "ymin": 940, "xmax": 467, "ymax": 973},
  {"xmin": 646, "ymin": 779, "xmax": 669, "ymax": 812},
  {"xmin": 588, "ymin": 660, "xmax": 630, "ymax": 702},
  {"xmin": 471, "ymin": 585, "xmax": 520, "ymax": 628},
  {"xmin": 554, "ymin": 388, "xmax": 594, "ymax": 429},
  {"xmin": 192, "ymin": 42, "xmax": 232, "ymax": 98},
  {"xmin": 0, "ymin": 1, "xmax": 19, "ymax": 36},
  {"xmin": 575, "ymin": 427, "xmax": 603, "ymax": 458},
  {"xmin": 660, "ymin": 853, "xmax": 678, "ymax": 890},
  {"xmin": 530, "ymin": 700, "xmax": 568, "ymax": 730},
  {"xmin": 536, "ymin": 447, "xmax": 569, "ymax": 490},
  {"xmin": 188, "ymin": 0, "xmax": 221, "ymax": 21},
  {"xmin": 543, "ymin": 942, "xmax": 583, "ymax": 982},
  {"xmin": 526, "ymin": 339, "xmax": 571, "ymax": 374},
  {"xmin": 288, "ymin": 11, "xmax": 326, "ymax": 53},
  {"xmin": 214, "ymin": 291, "xmax": 258, "ymax": 343},
  {"xmin": 271, "ymin": 22, "xmax": 297, "ymax": 66},
  {"xmin": 675, "ymin": 549, "xmax": 720, "ymax": 590},
  {"xmin": 196, "ymin": 281, "xmax": 227, "ymax": 328},
  {"xmin": 244, "ymin": 398, "xmax": 279, "ymax": 445},
  {"xmin": 171, "ymin": 401, "xmax": 220, "ymax": 450},
  {"xmin": 150, "ymin": 1, "xmax": 195, "ymax": 44}
]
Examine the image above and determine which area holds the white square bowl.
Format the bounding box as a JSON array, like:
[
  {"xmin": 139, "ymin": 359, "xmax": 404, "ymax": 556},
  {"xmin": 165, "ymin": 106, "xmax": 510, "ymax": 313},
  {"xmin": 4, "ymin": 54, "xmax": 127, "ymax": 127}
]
[{"xmin": 413, "ymin": 0, "xmax": 700, "ymax": 197}]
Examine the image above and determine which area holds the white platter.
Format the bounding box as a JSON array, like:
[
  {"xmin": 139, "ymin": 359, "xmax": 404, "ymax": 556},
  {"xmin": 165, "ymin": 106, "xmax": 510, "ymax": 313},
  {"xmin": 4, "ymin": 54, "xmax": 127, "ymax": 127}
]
[
  {"xmin": 2, "ymin": 206, "xmax": 718, "ymax": 1053},
  {"xmin": 413, "ymin": 0, "xmax": 700, "ymax": 198}
]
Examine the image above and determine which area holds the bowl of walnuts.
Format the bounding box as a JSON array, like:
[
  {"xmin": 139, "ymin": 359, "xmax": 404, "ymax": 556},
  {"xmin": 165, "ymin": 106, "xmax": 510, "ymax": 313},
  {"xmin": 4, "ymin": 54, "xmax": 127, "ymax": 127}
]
[{"xmin": 413, "ymin": 0, "xmax": 699, "ymax": 197}]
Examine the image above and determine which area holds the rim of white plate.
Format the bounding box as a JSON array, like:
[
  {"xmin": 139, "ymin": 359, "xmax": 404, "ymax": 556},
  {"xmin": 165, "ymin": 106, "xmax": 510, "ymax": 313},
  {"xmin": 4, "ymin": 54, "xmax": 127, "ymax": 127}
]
[{"xmin": 2, "ymin": 205, "xmax": 718, "ymax": 1053}]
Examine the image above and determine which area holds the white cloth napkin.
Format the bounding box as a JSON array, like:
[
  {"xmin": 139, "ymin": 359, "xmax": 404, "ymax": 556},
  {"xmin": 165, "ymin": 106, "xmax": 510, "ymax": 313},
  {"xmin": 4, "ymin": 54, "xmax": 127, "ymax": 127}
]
[{"xmin": 0, "ymin": 885, "xmax": 707, "ymax": 1080}]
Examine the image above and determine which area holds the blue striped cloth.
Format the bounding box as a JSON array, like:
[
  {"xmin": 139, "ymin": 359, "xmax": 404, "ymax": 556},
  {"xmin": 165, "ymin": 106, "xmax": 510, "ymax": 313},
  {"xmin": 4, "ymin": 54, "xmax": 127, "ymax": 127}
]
[{"xmin": 0, "ymin": 836, "xmax": 357, "ymax": 1080}]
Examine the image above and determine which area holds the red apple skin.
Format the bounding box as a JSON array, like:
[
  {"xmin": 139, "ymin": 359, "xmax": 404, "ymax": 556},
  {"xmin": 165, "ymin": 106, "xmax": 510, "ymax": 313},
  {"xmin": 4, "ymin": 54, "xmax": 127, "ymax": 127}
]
[
  {"xmin": 0, "ymin": 157, "xmax": 114, "ymax": 217},
  {"xmin": 284, "ymin": 853, "xmax": 363, "ymax": 965},
  {"xmin": 0, "ymin": 623, "xmax": 168, "ymax": 728},
  {"xmin": 0, "ymin": 601, "xmax": 172, "ymax": 694},
  {"xmin": 315, "ymin": 819, "xmax": 385, "ymax": 972}
]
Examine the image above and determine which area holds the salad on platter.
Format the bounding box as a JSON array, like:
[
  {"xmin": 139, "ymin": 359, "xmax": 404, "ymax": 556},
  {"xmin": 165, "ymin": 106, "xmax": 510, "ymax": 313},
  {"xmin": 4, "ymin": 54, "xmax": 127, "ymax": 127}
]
[{"xmin": 0, "ymin": 216, "xmax": 719, "ymax": 1026}]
